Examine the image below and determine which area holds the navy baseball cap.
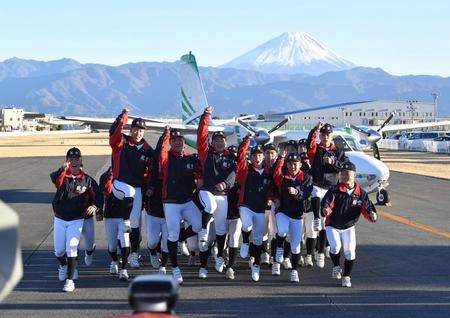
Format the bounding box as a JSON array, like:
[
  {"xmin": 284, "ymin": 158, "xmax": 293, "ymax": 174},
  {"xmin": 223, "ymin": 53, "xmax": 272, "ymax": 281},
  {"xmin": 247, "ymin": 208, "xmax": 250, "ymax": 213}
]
[
  {"xmin": 66, "ymin": 147, "xmax": 81, "ymax": 159},
  {"xmin": 227, "ymin": 145, "xmax": 237, "ymax": 154},
  {"xmin": 250, "ymin": 145, "xmax": 264, "ymax": 155},
  {"xmin": 263, "ymin": 143, "xmax": 277, "ymax": 152},
  {"xmin": 341, "ymin": 161, "xmax": 356, "ymax": 172},
  {"xmin": 170, "ymin": 129, "xmax": 184, "ymax": 139},
  {"xmin": 320, "ymin": 123, "xmax": 333, "ymax": 134},
  {"xmin": 131, "ymin": 118, "xmax": 146, "ymax": 130},
  {"xmin": 299, "ymin": 152, "xmax": 309, "ymax": 161},
  {"xmin": 286, "ymin": 153, "xmax": 301, "ymax": 162},
  {"xmin": 285, "ymin": 140, "xmax": 298, "ymax": 148},
  {"xmin": 212, "ymin": 131, "xmax": 226, "ymax": 140},
  {"xmin": 298, "ymin": 138, "xmax": 308, "ymax": 146}
]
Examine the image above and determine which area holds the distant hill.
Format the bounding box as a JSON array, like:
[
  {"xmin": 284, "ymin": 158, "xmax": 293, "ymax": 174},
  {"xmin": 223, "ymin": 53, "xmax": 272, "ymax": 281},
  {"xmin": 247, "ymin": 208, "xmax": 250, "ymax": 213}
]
[{"xmin": 0, "ymin": 57, "xmax": 449, "ymax": 117}]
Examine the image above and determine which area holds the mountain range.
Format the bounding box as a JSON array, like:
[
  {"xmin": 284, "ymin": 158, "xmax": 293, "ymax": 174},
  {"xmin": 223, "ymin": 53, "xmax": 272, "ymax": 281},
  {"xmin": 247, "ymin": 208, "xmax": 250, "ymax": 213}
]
[{"xmin": 0, "ymin": 32, "xmax": 449, "ymax": 117}]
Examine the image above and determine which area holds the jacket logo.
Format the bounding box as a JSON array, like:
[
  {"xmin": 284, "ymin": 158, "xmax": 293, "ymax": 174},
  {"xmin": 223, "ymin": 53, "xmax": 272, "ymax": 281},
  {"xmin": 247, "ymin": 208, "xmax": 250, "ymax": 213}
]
[
  {"xmin": 76, "ymin": 185, "xmax": 86, "ymax": 193},
  {"xmin": 222, "ymin": 161, "xmax": 230, "ymax": 168},
  {"xmin": 140, "ymin": 155, "xmax": 147, "ymax": 162},
  {"xmin": 186, "ymin": 163, "xmax": 194, "ymax": 170}
]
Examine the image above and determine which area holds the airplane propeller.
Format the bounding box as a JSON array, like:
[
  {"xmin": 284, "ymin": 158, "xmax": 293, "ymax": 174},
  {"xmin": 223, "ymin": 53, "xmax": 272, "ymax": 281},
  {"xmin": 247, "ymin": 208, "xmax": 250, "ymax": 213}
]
[
  {"xmin": 349, "ymin": 112, "xmax": 395, "ymax": 160},
  {"xmin": 238, "ymin": 115, "xmax": 292, "ymax": 145}
]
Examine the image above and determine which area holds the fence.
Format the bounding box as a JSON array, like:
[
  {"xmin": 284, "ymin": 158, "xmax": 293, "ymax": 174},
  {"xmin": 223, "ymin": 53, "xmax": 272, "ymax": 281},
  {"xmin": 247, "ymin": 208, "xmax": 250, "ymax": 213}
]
[{"xmin": 378, "ymin": 139, "xmax": 450, "ymax": 154}]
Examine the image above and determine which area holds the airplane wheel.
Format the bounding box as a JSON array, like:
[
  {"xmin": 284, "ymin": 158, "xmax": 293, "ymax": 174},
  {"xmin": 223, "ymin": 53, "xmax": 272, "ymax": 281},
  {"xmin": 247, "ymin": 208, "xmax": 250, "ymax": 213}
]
[{"xmin": 376, "ymin": 189, "xmax": 390, "ymax": 205}]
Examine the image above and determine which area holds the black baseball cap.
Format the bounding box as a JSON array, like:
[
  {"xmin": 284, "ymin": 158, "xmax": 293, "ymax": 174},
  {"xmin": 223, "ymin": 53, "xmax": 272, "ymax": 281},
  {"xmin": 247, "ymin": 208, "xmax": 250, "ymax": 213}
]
[
  {"xmin": 286, "ymin": 153, "xmax": 301, "ymax": 162},
  {"xmin": 285, "ymin": 140, "xmax": 298, "ymax": 148},
  {"xmin": 263, "ymin": 143, "xmax": 277, "ymax": 152},
  {"xmin": 341, "ymin": 161, "xmax": 356, "ymax": 172},
  {"xmin": 320, "ymin": 123, "xmax": 333, "ymax": 134},
  {"xmin": 298, "ymin": 138, "xmax": 308, "ymax": 146},
  {"xmin": 227, "ymin": 145, "xmax": 237, "ymax": 154},
  {"xmin": 299, "ymin": 152, "xmax": 309, "ymax": 161},
  {"xmin": 131, "ymin": 118, "xmax": 146, "ymax": 130},
  {"xmin": 66, "ymin": 147, "xmax": 81, "ymax": 159},
  {"xmin": 250, "ymin": 145, "xmax": 264, "ymax": 155},
  {"xmin": 170, "ymin": 129, "xmax": 184, "ymax": 139},
  {"xmin": 212, "ymin": 131, "xmax": 226, "ymax": 140}
]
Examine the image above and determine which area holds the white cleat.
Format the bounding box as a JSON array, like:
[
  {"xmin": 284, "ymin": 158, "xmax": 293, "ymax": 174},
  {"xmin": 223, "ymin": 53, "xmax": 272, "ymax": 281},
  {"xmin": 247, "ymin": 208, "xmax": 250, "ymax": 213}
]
[
  {"xmin": 84, "ymin": 251, "xmax": 93, "ymax": 266},
  {"xmin": 275, "ymin": 247, "xmax": 284, "ymax": 264},
  {"xmin": 290, "ymin": 269, "xmax": 300, "ymax": 283},
  {"xmin": 128, "ymin": 252, "xmax": 140, "ymax": 268},
  {"xmin": 109, "ymin": 261, "xmax": 119, "ymax": 274},
  {"xmin": 178, "ymin": 241, "xmax": 190, "ymax": 256},
  {"xmin": 119, "ymin": 269, "xmax": 129, "ymax": 281},
  {"xmin": 225, "ymin": 267, "xmax": 235, "ymax": 280},
  {"xmin": 58, "ymin": 265, "xmax": 67, "ymax": 281},
  {"xmin": 332, "ymin": 266, "xmax": 342, "ymax": 279},
  {"xmin": 62, "ymin": 279, "xmax": 75, "ymax": 292},
  {"xmin": 122, "ymin": 219, "xmax": 131, "ymax": 233},
  {"xmin": 282, "ymin": 258, "xmax": 292, "ymax": 270},
  {"xmin": 240, "ymin": 243, "xmax": 250, "ymax": 259},
  {"xmin": 248, "ymin": 256, "xmax": 255, "ymax": 269},
  {"xmin": 272, "ymin": 262, "xmax": 281, "ymax": 276},
  {"xmin": 159, "ymin": 266, "xmax": 167, "ymax": 275},
  {"xmin": 299, "ymin": 255, "xmax": 305, "ymax": 267},
  {"xmin": 260, "ymin": 252, "xmax": 270, "ymax": 265},
  {"xmin": 150, "ymin": 254, "xmax": 160, "ymax": 269},
  {"xmin": 172, "ymin": 267, "xmax": 183, "ymax": 284},
  {"xmin": 316, "ymin": 253, "xmax": 325, "ymax": 268},
  {"xmin": 215, "ymin": 256, "xmax": 225, "ymax": 273},
  {"xmin": 342, "ymin": 276, "xmax": 352, "ymax": 288},
  {"xmin": 305, "ymin": 255, "xmax": 314, "ymax": 267},
  {"xmin": 251, "ymin": 264, "xmax": 260, "ymax": 282},
  {"xmin": 199, "ymin": 267, "xmax": 208, "ymax": 279}
]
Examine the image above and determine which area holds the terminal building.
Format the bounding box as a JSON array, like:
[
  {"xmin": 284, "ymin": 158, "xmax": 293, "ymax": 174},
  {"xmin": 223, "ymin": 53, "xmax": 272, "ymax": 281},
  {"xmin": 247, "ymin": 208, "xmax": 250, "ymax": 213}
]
[{"xmin": 263, "ymin": 99, "xmax": 439, "ymax": 130}]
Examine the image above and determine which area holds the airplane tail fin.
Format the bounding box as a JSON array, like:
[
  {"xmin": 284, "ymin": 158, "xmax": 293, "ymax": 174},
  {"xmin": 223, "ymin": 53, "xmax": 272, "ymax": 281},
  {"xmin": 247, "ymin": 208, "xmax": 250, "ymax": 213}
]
[{"xmin": 180, "ymin": 52, "xmax": 210, "ymax": 126}]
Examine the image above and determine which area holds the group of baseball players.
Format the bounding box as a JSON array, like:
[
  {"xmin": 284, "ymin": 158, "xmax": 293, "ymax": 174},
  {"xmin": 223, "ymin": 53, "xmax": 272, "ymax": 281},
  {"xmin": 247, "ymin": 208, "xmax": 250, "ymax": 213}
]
[{"xmin": 50, "ymin": 106, "xmax": 377, "ymax": 292}]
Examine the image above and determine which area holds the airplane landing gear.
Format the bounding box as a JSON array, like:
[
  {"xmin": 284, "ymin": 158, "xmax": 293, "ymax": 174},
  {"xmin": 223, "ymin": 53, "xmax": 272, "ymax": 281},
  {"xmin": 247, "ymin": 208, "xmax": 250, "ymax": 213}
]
[{"xmin": 376, "ymin": 189, "xmax": 390, "ymax": 206}]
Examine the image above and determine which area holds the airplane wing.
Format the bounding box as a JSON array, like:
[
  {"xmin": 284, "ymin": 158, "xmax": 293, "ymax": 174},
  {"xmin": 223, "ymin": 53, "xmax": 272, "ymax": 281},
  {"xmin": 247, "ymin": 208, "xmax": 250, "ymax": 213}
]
[
  {"xmin": 60, "ymin": 116, "xmax": 234, "ymax": 135},
  {"xmin": 378, "ymin": 120, "xmax": 450, "ymax": 132}
]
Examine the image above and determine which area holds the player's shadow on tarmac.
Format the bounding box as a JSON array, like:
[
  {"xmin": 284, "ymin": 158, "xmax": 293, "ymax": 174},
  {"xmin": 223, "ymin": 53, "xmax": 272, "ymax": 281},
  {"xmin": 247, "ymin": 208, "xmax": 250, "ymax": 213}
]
[{"xmin": 0, "ymin": 189, "xmax": 53, "ymax": 204}]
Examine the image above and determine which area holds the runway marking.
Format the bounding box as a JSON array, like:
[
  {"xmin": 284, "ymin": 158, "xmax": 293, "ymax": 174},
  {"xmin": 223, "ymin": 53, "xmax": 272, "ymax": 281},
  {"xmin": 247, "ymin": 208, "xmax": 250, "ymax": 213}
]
[{"xmin": 377, "ymin": 210, "xmax": 450, "ymax": 239}]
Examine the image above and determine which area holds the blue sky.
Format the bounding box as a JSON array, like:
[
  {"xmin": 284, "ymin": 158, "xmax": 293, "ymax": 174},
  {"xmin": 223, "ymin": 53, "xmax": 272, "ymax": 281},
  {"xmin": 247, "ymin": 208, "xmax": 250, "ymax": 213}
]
[{"xmin": 0, "ymin": 0, "xmax": 449, "ymax": 76}]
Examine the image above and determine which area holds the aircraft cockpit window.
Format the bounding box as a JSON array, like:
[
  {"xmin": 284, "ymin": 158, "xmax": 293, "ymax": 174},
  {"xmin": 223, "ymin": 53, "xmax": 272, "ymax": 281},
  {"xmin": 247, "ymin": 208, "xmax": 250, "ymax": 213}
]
[{"xmin": 333, "ymin": 135, "xmax": 362, "ymax": 152}]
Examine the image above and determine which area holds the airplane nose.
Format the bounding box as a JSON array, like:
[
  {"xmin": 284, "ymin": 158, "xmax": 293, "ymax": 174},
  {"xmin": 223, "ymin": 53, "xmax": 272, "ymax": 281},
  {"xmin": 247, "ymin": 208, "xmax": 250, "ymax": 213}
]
[{"xmin": 255, "ymin": 130, "xmax": 271, "ymax": 145}]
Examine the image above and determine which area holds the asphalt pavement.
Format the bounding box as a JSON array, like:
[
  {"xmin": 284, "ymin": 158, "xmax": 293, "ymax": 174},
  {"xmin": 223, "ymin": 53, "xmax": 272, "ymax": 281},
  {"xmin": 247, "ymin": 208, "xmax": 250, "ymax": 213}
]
[{"xmin": 0, "ymin": 152, "xmax": 449, "ymax": 318}]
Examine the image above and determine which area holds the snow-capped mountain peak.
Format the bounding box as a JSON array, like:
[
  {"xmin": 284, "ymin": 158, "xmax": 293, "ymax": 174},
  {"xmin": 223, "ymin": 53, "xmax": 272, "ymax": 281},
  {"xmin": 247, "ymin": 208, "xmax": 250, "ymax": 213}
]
[{"xmin": 221, "ymin": 32, "xmax": 356, "ymax": 75}]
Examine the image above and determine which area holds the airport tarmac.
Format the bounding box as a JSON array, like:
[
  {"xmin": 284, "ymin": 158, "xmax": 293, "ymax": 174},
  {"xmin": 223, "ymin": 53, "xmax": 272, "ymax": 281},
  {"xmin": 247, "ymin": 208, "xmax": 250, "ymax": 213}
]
[{"xmin": 0, "ymin": 150, "xmax": 449, "ymax": 317}]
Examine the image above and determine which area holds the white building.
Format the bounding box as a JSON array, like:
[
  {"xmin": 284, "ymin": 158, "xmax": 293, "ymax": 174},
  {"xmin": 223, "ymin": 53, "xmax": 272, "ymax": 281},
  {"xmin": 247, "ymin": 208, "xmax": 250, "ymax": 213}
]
[
  {"xmin": 264, "ymin": 100, "xmax": 438, "ymax": 129},
  {"xmin": 0, "ymin": 107, "xmax": 24, "ymax": 130}
]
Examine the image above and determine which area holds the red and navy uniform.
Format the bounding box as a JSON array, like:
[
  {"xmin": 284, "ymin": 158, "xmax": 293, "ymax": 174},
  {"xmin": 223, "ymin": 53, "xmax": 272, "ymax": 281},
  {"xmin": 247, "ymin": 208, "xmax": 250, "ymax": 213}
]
[
  {"xmin": 160, "ymin": 130, "xmax": 201, "ymax": 204},
  {"xmin": 273, "ymin": 157, "xmax": 313, "ymax": 219},
  {"xmin": 109, "ymin": 111, "xmax": 154, "ymax": 188},
  {"xmin": 50, "ymin": 168, "xmax": 102, "ymax": 221},
  {"xmin": 99, "ymin": 168, "xmax": 122, "ymax": 219},
  {"xmin": 321, "ymin": 182, "xmax": 377, "ymax": 229},
  {"xmin": 236, "ymin": 136, "xmax": 272, "ymax": 213},
  {"xmin": 307, "ymin": 127, "xmax": 346, "ymax": 189},
  {"xmin": 197, "ymin": 112, "xmax": 236, "ymax": 195},
  {"xmin": 145, "ymin": 132, "xmax": 166, "ymax": 218}
]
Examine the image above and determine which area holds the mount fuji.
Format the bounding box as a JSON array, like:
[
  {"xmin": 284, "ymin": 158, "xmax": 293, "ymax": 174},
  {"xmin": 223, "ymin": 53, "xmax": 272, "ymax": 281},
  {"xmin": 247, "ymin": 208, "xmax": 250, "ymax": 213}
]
[{"xmin": 221, "ymin": 32, "xmax": 356, "ymax": 75}]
